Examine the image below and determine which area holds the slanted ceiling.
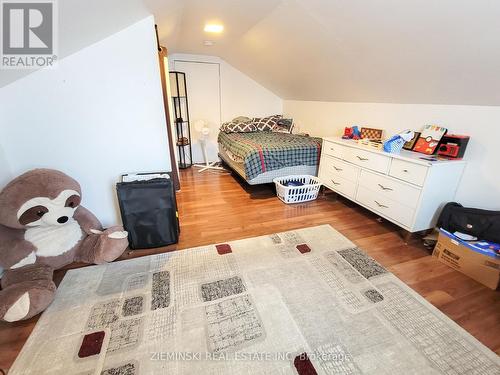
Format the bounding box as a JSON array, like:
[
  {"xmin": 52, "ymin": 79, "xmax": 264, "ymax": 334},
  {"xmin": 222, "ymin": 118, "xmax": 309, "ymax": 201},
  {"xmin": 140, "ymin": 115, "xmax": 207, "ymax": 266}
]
[
  {"xmin": 148, "ymin": 0, "xmax": 500, "ymax": 106},
  {"xmin": 2, "ymin": 0, "xmax": 499, "ymax": 106},
  {"xmin": 0, "ymin": 0, "xmax": 150, "ymax": 87}
]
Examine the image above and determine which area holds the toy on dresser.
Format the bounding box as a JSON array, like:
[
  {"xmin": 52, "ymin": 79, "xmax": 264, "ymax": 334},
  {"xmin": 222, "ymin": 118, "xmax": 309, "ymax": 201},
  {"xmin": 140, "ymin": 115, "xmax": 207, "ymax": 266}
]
[
  {"xmin": 342, "ymin": 126, "xmax": 384, "ymax": 141},
  {"xmin": 360, "ymin": 127, "xmax": 384, "ymax": 141},
  {"xmin": 437, "ymin": 135, "xmax": 470, "ymax": 159},
  {"xmin": 342, "ymin": 126, "xmax": 384, "ymax": 150},
  {"xmin": 357, "ymin": 139, "xmax": 384, "ymax": 150},
  {"xmin": 413, "ymin": 125, "xmax": 447, "ymax": 155},
  {"xmin": 342, "ymin": 126, "xmax": 362, "ymax": 140},
  {"xmin": 341, "ymin": 124, "xmax": 470, "ymax": 160},
  {"xmin": 383, "ymin": 130, "xmax": 415, "ymax": 154}
]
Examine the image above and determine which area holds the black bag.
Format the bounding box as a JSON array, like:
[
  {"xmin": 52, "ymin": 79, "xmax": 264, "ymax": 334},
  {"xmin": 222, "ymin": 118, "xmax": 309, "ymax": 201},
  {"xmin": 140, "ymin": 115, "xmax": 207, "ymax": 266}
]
[
  {"xmin": 437, "ymin": 202, "xmax": 500, "ymax": 243},
  {"xmin": 116, "ymin": 177, "xmax": 179, "ymax": 249}
]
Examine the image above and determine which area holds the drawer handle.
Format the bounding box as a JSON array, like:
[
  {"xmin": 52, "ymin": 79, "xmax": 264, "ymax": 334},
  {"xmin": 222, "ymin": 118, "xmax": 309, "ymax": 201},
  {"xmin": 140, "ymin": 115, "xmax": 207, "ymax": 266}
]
[
  {"xmin": 378, "ymin": 184, "xmax": 393, "ymax": 191},
  {"xmin": 402, "ymin": 169, "xmax": 409, "ymax": 173},
  {"xmin": 356, "ymin": 155, "xmax": 369, "ymax": 161},
  {"xmin": 333, "ymin": 166, "xmax": 343, "ymax": 171},
  {"xmin": 374, "ymin": 200, "xmax": 388, "ymax": 209},
  {"xmin": 330, "ymin": 147, "xmax": 335, "ymax": 151},
  {"xmin": 331, "ymin": 179, "xmax": 341, "ymax": 186}
]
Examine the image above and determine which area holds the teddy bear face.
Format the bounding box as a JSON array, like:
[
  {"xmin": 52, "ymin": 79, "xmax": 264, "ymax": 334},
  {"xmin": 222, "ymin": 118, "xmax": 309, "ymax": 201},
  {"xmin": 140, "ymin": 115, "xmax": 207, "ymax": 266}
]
[
  {"xmin": 0, "ymin": 169, "xmax": 82, "ymax": 229},
  {"xmin": 17, "ymin": 189, "xmax": 81, "ymax": 227}
]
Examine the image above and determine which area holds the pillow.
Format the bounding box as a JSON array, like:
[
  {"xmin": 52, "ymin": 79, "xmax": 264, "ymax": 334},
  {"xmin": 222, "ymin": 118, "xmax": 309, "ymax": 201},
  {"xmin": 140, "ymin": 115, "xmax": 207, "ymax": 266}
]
[
  {"xmin": 273, "ymin": 118, "xmax": 294, "ymax": 133},
  {"xmin": 220, "ymin": 120, "xmax": 256, "ymax": 133},
  {"xmin": 252, "ymin": 115, "xmax": 282, "ymax": 131},
  {"xmin": 232, "ymin": 116, "xmax": 251, "ymax": 124}
]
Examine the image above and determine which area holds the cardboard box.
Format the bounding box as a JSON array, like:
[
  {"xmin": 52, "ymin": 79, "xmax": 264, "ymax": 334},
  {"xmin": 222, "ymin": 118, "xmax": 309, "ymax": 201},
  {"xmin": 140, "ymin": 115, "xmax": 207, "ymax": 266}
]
[{"xmin": 433, "ymin": 229, "xmax": 500, "ymax": 290}]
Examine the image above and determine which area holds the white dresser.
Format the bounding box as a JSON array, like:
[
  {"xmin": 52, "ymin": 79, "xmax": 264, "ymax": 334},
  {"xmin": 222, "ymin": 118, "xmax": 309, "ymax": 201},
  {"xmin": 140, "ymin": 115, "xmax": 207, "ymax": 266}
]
[{"xmin": 319, "ymin": 137, "xmax": 466, "ymax": 232}]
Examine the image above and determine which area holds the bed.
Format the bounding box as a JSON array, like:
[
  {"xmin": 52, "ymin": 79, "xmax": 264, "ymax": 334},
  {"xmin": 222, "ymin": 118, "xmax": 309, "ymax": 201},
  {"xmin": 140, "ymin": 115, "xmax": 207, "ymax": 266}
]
[{"xmin": 218, "ymin": 131, "xmax": 322, "ymax": 184}]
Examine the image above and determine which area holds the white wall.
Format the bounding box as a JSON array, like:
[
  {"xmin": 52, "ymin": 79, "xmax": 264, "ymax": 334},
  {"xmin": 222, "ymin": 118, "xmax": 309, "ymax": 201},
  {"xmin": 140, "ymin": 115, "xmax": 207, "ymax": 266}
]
[
  {"xmin": 284, "ymin": 100, "xmax": 500, "ymax": 210},
  {"xmin": 170, "ymin": 54, "xmax": 282, "ymax": 121},
  {"xmin": 169, "ymin": 54, "xmax": 282, "ymax": 162},
  {"xmin": 0, "ymin": 16, "xmax": 171, "ymax": 226},
  {"xmin": 0, "ymin": 143, "xmax": 12, "ymax": 187},
  {"xmin": 219, "ymin": 60, "xmax": 283, "ymax": 122}
]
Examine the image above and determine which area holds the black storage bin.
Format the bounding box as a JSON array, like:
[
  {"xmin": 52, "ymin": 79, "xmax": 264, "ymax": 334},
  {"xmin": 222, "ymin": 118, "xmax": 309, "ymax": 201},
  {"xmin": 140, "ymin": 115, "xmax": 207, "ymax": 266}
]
[{"xmin": 117, "ymin": 175, "xmax": 179, "ymax": 249}]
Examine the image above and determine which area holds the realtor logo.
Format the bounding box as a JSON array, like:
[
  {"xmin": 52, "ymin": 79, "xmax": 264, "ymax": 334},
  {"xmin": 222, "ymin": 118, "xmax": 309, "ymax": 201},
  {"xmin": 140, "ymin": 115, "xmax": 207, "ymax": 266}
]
[{"xmin": 1, "ymin": 0, "xmax": 57, "ymax": 69}]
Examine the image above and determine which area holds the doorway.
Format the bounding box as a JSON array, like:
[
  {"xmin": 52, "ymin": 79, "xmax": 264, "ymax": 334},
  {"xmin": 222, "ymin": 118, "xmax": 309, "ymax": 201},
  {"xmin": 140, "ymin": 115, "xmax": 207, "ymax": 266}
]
[{"xmin": 172, "ymin": 60, "xmax": 221, "ymax": 164}]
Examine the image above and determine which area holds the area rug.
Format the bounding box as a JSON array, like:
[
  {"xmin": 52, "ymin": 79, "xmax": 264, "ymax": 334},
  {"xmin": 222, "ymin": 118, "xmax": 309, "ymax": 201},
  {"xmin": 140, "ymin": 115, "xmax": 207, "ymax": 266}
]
[{"xmin": 9, "ymin": 225, "xmax": 500, "ymax": 374}]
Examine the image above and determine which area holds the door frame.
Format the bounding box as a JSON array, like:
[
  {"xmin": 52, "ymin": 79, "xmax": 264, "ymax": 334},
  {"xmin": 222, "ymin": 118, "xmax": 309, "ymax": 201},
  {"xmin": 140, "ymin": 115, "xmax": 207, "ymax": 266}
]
[{"xmin": 158, "ymin": 45, "xmax": 181, "ymax": 190}]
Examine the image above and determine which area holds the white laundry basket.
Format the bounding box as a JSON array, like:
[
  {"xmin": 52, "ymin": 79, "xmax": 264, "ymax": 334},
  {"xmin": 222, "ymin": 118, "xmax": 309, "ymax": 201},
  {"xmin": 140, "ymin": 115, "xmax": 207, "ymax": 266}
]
[{"xmin": 273, "ymin": 175, "xmax": 322, "ymax": 204}]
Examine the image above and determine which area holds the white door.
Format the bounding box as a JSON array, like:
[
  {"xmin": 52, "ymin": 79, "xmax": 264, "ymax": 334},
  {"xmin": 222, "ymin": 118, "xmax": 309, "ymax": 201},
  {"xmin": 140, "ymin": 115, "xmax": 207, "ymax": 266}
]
[{"xmin": 173, "ymin": 60, "xmax": 221, "ymax": 163}]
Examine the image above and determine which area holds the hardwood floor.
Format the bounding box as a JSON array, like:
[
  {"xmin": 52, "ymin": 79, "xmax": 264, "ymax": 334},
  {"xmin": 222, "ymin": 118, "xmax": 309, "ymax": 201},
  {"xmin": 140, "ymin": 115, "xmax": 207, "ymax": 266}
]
[{"xmin": 0, "ymin": 167, "xmax": 499, "ymax": 371}]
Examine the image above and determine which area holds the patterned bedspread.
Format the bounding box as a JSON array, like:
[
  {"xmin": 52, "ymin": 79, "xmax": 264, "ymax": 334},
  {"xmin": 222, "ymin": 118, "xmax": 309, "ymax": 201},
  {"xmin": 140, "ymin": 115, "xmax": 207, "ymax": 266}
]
[{"xmin": 218, "ymin": 132, "xmax": 322, "ymax": 180}]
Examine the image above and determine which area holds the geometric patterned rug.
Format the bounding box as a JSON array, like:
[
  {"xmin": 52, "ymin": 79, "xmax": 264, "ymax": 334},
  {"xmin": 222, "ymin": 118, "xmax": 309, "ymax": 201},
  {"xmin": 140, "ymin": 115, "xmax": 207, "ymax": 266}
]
[{"xmin": 9, "ymin": 225, "xmax": 500, "ymax": 374}]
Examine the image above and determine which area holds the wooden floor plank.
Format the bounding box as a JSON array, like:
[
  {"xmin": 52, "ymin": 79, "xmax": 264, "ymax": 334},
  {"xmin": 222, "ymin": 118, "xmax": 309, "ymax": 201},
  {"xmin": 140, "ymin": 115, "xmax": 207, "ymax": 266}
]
[{"xmin": 0, "ymin": 167, "xmax": 498, "ymax": 371}]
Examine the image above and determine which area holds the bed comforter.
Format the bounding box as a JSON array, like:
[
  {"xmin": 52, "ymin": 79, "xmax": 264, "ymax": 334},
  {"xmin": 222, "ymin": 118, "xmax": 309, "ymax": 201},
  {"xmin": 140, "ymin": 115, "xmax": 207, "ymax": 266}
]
[{"xmin": 218, "ymin": 132, "xmax": 322, "ymax": 181}]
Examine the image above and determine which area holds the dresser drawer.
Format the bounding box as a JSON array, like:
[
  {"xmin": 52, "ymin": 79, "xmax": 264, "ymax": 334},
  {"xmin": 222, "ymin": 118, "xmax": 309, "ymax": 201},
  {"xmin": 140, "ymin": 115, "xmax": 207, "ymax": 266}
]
[
  {"xmin": 323, "ymin": 141, "xmax": 346, "ymax": 159},
  {"xmin": 389, "ymin": 159, "xmax": 428, "ymax": 186},
  {"xmin": 320, "ymin": 156, "xmax": 360, "ymax": 183},
  {"xmin": 359, "ymin": 170, "xmax": 421, "ymax": 208},
  {"xmin": 324, "ymin": 174, "xmax": 357, "ymax": 199},
  {"xmin": 356, "ymin": 186, "xmax": 415, "ymax": 228},
  {"xmin": 344, "ymin": 148, "xmax": 390, "ymax": 174}
]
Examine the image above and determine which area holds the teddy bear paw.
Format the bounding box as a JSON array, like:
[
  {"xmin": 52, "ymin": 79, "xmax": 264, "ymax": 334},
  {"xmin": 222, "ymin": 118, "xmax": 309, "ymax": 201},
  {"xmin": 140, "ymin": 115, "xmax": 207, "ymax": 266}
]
[
  {"xmin": 4, "ymin": 292, "xmax": 30, "ymax": 322},
  {"xmin": 108, "ymin": 231, "xmax": 128, "ymax": 239}
]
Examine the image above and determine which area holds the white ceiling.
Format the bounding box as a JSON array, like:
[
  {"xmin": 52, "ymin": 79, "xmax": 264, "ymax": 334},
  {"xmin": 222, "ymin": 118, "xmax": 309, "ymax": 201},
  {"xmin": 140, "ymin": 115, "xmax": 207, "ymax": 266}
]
[{"xmin": 147, "ymin": 0, "xmax": 500, "ymax": 106}]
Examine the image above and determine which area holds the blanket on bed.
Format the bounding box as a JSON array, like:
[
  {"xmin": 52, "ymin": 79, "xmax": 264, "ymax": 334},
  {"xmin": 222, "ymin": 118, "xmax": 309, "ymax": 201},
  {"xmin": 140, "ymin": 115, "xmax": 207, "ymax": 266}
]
[{"xmin": 218, "ymin": 132, "xmax": 322, "ymax": 180}]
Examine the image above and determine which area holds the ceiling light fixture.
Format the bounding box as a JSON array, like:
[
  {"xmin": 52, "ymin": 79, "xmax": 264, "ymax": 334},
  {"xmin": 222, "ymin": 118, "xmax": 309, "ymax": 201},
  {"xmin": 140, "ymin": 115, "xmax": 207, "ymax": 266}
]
[{"xmin": 204, "ymin": 23, "xmax": 224, "ymax": 33}]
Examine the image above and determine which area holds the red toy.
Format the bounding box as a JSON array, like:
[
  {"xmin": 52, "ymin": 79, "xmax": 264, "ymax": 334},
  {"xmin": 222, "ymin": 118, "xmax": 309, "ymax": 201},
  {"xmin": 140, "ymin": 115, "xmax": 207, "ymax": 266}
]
[
  {"xmin": 342, "ymin": 127, "xmax": 353, "ymax": 139},
  {"xmin": 437, "ymin": 135, "xmax": 470, "ymax": 159},
  {"xmin": 342, "ymin": 126, "xmax": 361, "ymax": 140},
  {"xmin": 413, "ymin": 125, "xmax": 447, "ymax": 155}
]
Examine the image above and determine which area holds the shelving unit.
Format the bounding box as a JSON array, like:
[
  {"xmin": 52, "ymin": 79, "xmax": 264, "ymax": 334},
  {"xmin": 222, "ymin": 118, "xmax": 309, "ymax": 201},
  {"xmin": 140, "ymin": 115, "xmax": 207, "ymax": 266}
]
[{"xmin": 169, "ymin": 71, "xmax": 192, "ymax": 169}]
